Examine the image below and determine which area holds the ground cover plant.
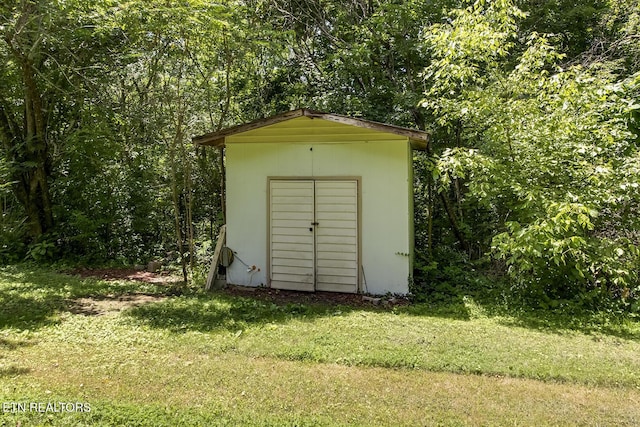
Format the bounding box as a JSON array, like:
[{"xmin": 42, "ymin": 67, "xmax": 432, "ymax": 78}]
[{"xmin": 1, "ymin": 264, "xmax": 639, "ymax": 426}]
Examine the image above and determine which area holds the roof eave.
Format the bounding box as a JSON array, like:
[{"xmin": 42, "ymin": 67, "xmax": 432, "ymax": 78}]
[
  {"xmin": 192, "ymin": 108, "xmax": 430, "ymax": 149},
  {"xmin": 192, "ymin": 109, "xmax": 311, "ymax": 147},
  {"xmin": 409, "ymin": 138, "xmax": 428, "ymax": 151}
]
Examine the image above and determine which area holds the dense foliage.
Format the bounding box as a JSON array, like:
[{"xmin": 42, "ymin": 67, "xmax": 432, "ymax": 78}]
[
  {"xmin": 418, "ymin": 0, "xmax": 640, "ymax": 309},
  {"xmin": 1, "ymin": 0, "xmax": 638, "ymax": 309}
]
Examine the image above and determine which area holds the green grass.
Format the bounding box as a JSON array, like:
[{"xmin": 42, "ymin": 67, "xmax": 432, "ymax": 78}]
[{"xmin": 1, "ymin": 264, "xmax": 640, "ymax": 426}]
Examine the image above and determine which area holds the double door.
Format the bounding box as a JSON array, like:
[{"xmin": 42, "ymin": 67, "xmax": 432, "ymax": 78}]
[{"xmin": 269, "ymin": 179, "xmax": 358, "ymax": 293}]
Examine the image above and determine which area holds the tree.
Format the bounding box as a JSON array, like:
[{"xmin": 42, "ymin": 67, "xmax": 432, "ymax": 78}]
[
  {"xmin": 1, "ymin": 0, "xmax": 56, "ymax": 239},
  {"xmin": 0, "ymin": 0, "xmax": 127, "ymax": 241},
  {"xmin": 421, "ymin": 0, "xmax": 640, "ymax": 305}
]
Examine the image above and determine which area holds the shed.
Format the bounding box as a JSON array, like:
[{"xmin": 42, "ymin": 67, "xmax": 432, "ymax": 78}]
[{"xmin": 194, "ymin": 109, "xmax": 429, "ymax": 295}]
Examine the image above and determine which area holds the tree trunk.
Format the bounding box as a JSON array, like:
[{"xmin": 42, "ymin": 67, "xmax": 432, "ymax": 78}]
[
  {"xmin": 169, "ymin": 111, "xmax": 188, "ymax": 284},
  {"xmin": 440, "ymin": 192, "xmax": 470, "ymax": 253},
  {"xmin": 426, "ymin": 142, "xmax": 469, "ymax": 253},
  {"xmin": 0, "ymin": 57, "xmax": 54, "ymax": 240},
  {"xmin": 1, "ymin": 0, "xmax": 55, "ymax": 241},
  {"xmin": 427, "ymin": 171, "xmax": 434, "ymax": 259},
  {"xmin": 219, "ymin": 147, "xmax": 226, "ymax": 224},
  {"xmin": 180, "ymin": 134, "xmax": 195, "ymax": 271}
]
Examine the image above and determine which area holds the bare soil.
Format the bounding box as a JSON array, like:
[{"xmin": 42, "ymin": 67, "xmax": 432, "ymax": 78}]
[
  {"xmin": 67, "ymin": 268, "xmax": 409, "ymax": 310},
  {"xmin": 69, "ymin": 294, "xmax": 168, "ymax": 316},
  {"xmin": 223, "ymin": 285, "xmax": 410, "ymax": 308},
  {"xmin": 69, "ymin": 267, "xmax": 182, "ymax": 284},
  {"xmin": 67, "ymin": 267, "xmax": 180, "ymax": 315}
]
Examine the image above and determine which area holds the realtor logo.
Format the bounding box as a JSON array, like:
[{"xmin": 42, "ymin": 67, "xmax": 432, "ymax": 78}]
[{"xmin": 2, "ymin": 402, "xmax": 91, "ymax": 413}]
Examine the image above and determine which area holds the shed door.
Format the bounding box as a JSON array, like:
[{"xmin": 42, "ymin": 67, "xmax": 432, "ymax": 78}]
[
  {"xmin": 269, "ymin": 179, "xmax": 358, "ymax": 293},
  {"xmin": 314, "ymin": 181, "xmax": 358, "ymax": 293},
  {"xmin": 269, "ymin": 180, "xmax": 316, "ymax": 291}
]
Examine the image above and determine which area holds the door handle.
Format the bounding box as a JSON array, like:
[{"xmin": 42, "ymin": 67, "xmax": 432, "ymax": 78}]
[{"xmin": 311, "ymin": 222, "xmax": 319, "ymax": 226}]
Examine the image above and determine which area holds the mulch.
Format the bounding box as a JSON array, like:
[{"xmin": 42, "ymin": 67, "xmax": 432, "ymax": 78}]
[
  {"xmin": 68, "ymin": 268, "xmax": 409, "ymax": 307},
  {"xmin": 225, "ymin": 285, "xmax": 361, "ymax": 305}
]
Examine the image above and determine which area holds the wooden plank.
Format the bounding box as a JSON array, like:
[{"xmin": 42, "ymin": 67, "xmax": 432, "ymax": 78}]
[
  {"xmin": 272, "ymin": 250, "xmax": 314, "ymax": 260},
  {"xmin": 272, "ymin": 211, "xmax": 315, "ymax": 220},
  {"xmin": 272, "ymin": 272, "xmax": 315, "ymax": 284},
  {"xmin": 316, "ymin": 259, "xmax": 357, "ymax": 269},
  {"xmin": 271, "ymin": 233, "xmax": 314, "ymax": 244},
  {"xmin": 316, "ymin": 204, "xmax": 357, "ymax": 213},
  {"xmin": 314, "ymin": 282, "xmax": 358, "ymax": 293},
  {"xmin": 315, "ymin": 181, "xmax": 358, "ymax": 188},
  {"xmin": 271, "ymin": 220, "xmax": 312, "ymax": 229},
  {"xmin": 316, "ymin": 266, "xmax": 357, "ymax": 277},
  {"xmin": 271, "ymin": 203, "xmax": 315, "ymax": 213},
  {"xmin": 313, "ymin": 220, "xmax": 357, "ymax": 229},
  {"xmin": 272, "ymin": 257, "xmax": 315, "ymax": 268},
  {"xmin": 205, "ymin": 225, "xmax": 226, "ymax": 291},
  {"xmin": 316, "ymin": 227, "xmax": 357, "ymax": 236},
  {"xmin": 272, "ymin": 242, "xmax": 314, "ymax": 252},
  {"xmin": 270, "ymin": 189, "xmax": 312, "ymax": 196},
  {"xmin": 271, "ymin": 181, "xmax": 314, "ymax": 188},
  {"xmin": 315, "ymin": 188, "xmax": 357, "ymax": 197},
  {"xmin": 270, "ymin": 280, "xmax": 314, "ymax": 292},
  {"xmin": 271, "ymin": 196, "xmax": 314, "ymax": 204},
  {"xmin": 316, "ymin": 235, "xmax": 357, "ymax": 245},
  {"xmin": 315, "ymin": 251, "xmax": 357, "ymax": 262},
  {"xmin": 316, "ymin": 274, "xmax": 358, "ymax": 285},
  {"xmin": 316, "ymin": 211, "xmax": 356, "ymax": 220},
  {"xmin": 272, "ymin": 265, "xmax": 314, "ymax": 276},
  {"xmin": 315, "ymin": 201, "xmax": 356, "ymax": 208}
]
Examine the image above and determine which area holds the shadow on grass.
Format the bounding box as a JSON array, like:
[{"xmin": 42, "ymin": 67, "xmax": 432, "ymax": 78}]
[
  {"xmin": 0, "ymin": 366, "xmax": 31, "ymax": 377},
  {"xmin": 489, "ymin": 306, "xmax": 640, "ymax": 341},
  {"xmin": 0, "ymin": 336, "xmax": 35, "ymax": 351},
  {"xmin": 0, "ymin": 265, "xmax": 166, "ymax": 330},
  {"xmin": 396, "ymin": 296, "xmax": 472, "ymax": 321},
  {"xmin": 0, "ymin": 337, "xmax": 33, "ymax": 378},
  {"xmin": 0, "ymin": 289, "xmax": 66, "ymax": 330},
  {"xmin": 2, "ymin": 265, "xmax": 637, "ymax": 341},
  {"xmin": 124, "ymin": 287, "xmax": 640, "ymax": 340},
  {"xmin": 403, "ymin": 292, "xmax": 640, "ymax": 341},
  {"xmin": 0, "ymin": 265, "xmax": 386, "ymax": 334},
  {"xmin": 125, "ymin": 291, "xmax": 362, "ymax": 333}
]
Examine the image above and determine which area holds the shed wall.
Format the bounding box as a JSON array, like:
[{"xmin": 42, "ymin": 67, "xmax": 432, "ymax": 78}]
[{"xmin": 225, "ymin": 135, "xmax": 413, "ymax": 294}]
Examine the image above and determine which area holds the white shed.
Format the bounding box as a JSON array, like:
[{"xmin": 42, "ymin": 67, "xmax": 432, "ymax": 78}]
[{"xmin": 194, "ymin": 109, "xmax": 429, "ymax": 295}]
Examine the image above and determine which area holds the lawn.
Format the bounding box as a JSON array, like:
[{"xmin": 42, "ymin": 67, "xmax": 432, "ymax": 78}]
[{"xmin": 1, "ymin": 265, "xmax": 639, "ymax": 426}]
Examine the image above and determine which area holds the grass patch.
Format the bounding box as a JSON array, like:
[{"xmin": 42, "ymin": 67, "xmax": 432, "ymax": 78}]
[
  {"xmin": 0, "ymin": 264, "xmax": 165, "ymax": 330},
  {"xmin": 1, "ymin": 264, "xmax": 640, "ymax": 425}
]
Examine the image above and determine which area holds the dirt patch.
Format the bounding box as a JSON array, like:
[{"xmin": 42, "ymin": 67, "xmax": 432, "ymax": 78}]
[
  {"xmin": 70, "ymin": 294, "xmax": 167, "ymax": 316},
  {"xmin": 66, "ymin": 268, "xmax": 179, "ymax": 315},
  {"xmin": 67, "ymin": 268, "xmax": 408, "ymax": 309},
  {"xmin": 69, "ymin": 268, "xmax": 182, "ymax": 285},
  {"xmin": 223, "ymin": 285, "xmax": 409, "ymax": 308}
]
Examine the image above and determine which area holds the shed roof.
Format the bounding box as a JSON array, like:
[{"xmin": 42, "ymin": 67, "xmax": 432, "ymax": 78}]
[{"xmin": 192, "ymin": 108, "xmax": 429, "ymax": 149}]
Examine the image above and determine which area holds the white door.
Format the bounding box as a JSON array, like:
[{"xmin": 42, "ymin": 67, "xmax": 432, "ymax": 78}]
[
  {"xmin": 269, "ymin": 180, "xmax": 316, "ymax": 291},
  {"xmin": 314, "ymin": 181, "xmax": 358, "ymax": 292},
  {"xmin": 269, "ymin": 179, "xmax": 358, "ymax": 293}
]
